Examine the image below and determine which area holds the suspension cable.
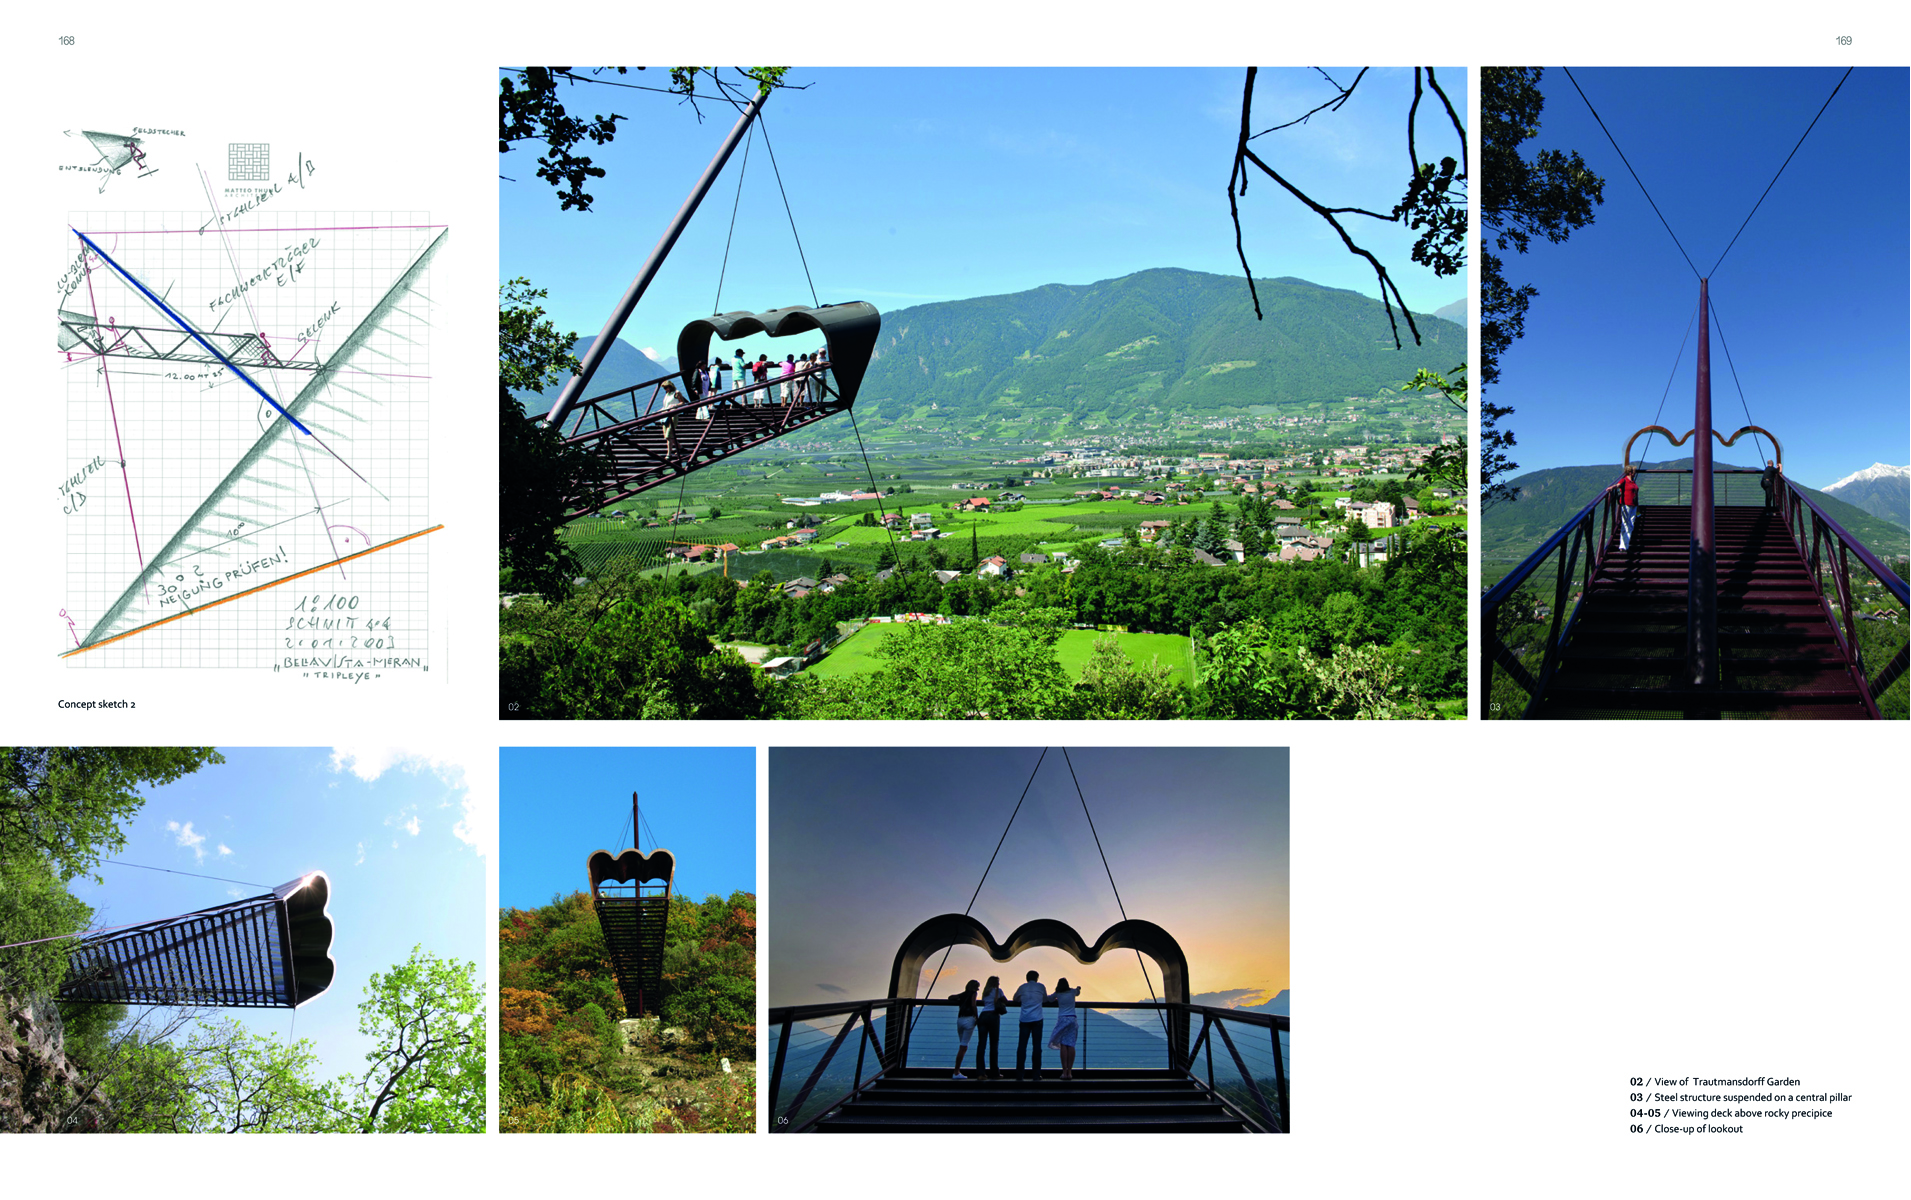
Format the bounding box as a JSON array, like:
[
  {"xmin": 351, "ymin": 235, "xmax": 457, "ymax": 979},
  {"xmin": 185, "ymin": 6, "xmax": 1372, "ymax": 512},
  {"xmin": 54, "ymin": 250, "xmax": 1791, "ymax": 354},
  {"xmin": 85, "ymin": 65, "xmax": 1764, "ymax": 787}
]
[
  {"xmin": 906, "ymin": 748, "xmax": 1048, "ymax": 1044},
  {"xmin": 1561, "ymin": 67, "xmax": 1701, "ymax": 280},
  {"xmin": 756, "ymin": 111, "xmax": 819, "ymax": 308},
  {"xmin": 1634, "ymin": 292, "xmax": 1702, "ymax": 469},
  {"xmin": 847, "ymin": 407, "xmax": 899, "ymax": 567},
  {"xmin": 99, "ymin": 859, "xmax": 273, "ymax": 889},
  {"xmin": 711, "ymin": 125, "xmax": 754, "ymax": 316},
  {"xmin": 1060, "ymin": 747, "xmax": 1168, "ymax": 1041},
  {"xmin": 1705, "ymin": 294, "xmax": 1768, "ymax": 466},
  {"xmin": 1710, "ymin": 68, "xmax": 1852, "ymax": 277}
]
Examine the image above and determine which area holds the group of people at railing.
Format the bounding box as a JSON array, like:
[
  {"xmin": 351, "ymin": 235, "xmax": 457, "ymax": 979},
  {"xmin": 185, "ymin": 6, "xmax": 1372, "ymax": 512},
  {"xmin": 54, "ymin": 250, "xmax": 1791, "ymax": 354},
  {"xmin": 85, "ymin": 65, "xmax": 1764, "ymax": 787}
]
[
  {"xmin": 651, "ymin": 347, "xmax": 831, "ymax": 458},
  {"xmin": 1612, "ymin": 458, "xmax": 1785, "ymax": 551},
  {"xmin": 947, "ymin": 970, "xmax": 1083, "ymax": 1082},
  {"xmin": 663, "ymin": 347, "xmax": 833, "ymax": 418}
]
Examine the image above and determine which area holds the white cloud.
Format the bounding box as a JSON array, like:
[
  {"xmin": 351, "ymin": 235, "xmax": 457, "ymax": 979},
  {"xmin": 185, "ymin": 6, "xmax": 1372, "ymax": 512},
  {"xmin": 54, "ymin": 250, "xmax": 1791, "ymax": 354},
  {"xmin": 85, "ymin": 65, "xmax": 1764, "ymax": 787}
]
[
  {"xmin": 166, "ymin": 820, "xmax": 207, "ymax": 862},
  {"xmin": 217, "ymin": 844, "xmax": 232, "ymax": 857},
  {"xmin": 404, "ymin": 815, "xmax": 420, "ymax": 837},
  {"xmin": 355, "ymin": 841, "xmax": 366, "ymax": 866},
  {"xmin": 331, "ymin": 746, "xmax": 489, "ymax": 858}
]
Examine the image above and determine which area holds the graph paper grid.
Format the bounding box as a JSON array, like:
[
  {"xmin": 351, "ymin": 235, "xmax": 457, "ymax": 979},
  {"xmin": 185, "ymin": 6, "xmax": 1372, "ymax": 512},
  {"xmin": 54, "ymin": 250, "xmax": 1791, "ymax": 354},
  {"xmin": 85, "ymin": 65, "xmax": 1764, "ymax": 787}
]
[{"xmin": 62, "ymin": 210, "xmax": 439, "ymax": 670}]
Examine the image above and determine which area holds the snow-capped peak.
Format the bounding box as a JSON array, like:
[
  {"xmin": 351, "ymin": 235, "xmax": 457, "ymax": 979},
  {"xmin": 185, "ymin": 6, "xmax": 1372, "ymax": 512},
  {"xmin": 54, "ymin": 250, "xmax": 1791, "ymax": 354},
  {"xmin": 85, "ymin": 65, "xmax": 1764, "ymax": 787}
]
[{"xmin": 1824, "ymin": 463, "xmax": 1909, "ymax": 492}]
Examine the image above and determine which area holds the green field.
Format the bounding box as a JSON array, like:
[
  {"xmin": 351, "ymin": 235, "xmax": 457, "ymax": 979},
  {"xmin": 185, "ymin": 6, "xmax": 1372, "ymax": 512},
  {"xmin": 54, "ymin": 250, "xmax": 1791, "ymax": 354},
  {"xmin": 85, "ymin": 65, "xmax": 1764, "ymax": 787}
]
[
  {"xmin": 804, "ymin": 621, "xmax": 1194, "ymax": 683},
  {"xmin": 1054, "ymin": 629, "xmax": 1196, "ymax": 684}
]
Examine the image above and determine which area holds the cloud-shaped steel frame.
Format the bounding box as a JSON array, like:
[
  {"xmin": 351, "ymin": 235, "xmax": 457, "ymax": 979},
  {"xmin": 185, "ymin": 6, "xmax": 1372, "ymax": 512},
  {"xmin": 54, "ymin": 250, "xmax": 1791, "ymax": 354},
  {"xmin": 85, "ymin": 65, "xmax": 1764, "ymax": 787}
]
[
  {"xmin": 275, "ymin": 870, "xmax": 335, "ymax": 1008},
  {"xmin": 587, "ymin": 847, "xmax": 676, "ymax": 899},
  {"xmin": 675, "ymin": 302, "xmax": 881, "ymax": 406},
  {"xmin": 884, "ymin": 913, "xmax": 1190, "ymax": 1066}
]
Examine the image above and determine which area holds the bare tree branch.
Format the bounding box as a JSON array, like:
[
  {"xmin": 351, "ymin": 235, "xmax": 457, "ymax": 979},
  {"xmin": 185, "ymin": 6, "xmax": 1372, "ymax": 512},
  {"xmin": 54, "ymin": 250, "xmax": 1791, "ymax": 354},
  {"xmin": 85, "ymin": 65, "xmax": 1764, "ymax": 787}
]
[{"xmin": 1229, "ymin": 66, "xmax": 1466, "ymax": 349}]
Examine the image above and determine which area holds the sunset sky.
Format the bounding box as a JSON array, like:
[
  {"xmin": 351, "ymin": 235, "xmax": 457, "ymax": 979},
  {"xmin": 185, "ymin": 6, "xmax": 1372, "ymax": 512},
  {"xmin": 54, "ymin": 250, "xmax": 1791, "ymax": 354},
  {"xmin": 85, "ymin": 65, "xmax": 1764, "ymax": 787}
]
[{"xmin": 769, "ymin": 746, "xmax": 1287, "ymax": 1012}]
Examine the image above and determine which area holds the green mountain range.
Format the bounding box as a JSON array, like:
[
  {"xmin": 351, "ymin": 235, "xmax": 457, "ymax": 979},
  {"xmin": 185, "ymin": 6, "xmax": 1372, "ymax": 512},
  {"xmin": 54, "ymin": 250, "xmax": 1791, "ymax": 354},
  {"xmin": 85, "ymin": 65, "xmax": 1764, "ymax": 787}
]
[
  {"xmin": 855, "ymin": 267, "xmax": 1463, "ymax": 426},
  {"xmin": 513, "ymin": 267, "xmax": 1464, "ymax": 443},
  {"xmin": 1484, "ymin": 459, "xmax": 1911, "ymax": 566}
]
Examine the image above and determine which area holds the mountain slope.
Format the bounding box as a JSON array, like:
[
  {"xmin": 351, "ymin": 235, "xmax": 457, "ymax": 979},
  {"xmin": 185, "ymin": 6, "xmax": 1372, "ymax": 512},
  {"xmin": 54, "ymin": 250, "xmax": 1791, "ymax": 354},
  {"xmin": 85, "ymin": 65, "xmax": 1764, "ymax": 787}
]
[
  {"xmin": 856, "ymin": 267, "xmax": 1463, "ymax": 422},
  {"xmin": 1484, "ymin": 459, "xmax": 1910, "ymax": 564},
  {"xmin": 1822, "ymin": 463, "xmax": 1909, "ymax": 528},
  {"xmin": 512, "ymin": 335, "xmax": 675, "ymax": 419}
]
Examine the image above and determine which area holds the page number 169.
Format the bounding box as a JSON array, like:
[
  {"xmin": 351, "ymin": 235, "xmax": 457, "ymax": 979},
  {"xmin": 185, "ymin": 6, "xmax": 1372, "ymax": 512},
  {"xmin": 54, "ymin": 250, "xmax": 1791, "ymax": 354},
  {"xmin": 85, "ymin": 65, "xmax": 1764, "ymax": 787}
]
[{"xmin": 1837, "ymin": 35, "xmax": 1852, "ymax": 44}]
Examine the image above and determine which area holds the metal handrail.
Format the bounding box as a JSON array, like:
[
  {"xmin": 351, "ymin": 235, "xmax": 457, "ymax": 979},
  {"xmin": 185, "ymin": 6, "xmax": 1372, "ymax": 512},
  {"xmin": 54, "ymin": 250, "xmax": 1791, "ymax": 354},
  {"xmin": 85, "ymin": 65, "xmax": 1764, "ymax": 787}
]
[
  {"xmin": 767, "ymin": 998, "xmax": 1289, "ymax": 1133},
  {"xmin": 1778, "ymin": 477, "xmax": 1909, "ymax": 709},
  {"xmin": 1484, "ymin": 466, "xmax": 1905, "ymax": 718},
  {"xmin": 551, "ymin": 367, "xmax": 845, "ymax": 520},
  {"xmin": 1481, "ymin": 483, "xmax": 1618, "ymax": 716}
]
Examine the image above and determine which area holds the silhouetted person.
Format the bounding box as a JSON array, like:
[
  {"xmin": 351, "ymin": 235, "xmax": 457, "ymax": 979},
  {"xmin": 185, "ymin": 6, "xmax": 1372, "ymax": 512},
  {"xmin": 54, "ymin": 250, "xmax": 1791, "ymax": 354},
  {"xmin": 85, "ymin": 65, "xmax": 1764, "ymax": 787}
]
[
  {"xmin": 950, "ymin": 979, "xmax": 980, "ymax": 1079},
  {"xmin": 1013, "ymin": 969, "xmax": 1047, "ymax": 1082},
  {"xmin": 976, "ymin": 975, "xmax": 1006, "ymax": 1078},
  {"xmin": 1048, "ymin": 978, "xmax": 1082, "ymax": 1079},
  {"xmin": 1617, "ymin": 465, "xmax": 1640, "ymax": 552},
  {"xmin": 1761, "ymin": 459, "xmax": 1781, "ymax": 511}
]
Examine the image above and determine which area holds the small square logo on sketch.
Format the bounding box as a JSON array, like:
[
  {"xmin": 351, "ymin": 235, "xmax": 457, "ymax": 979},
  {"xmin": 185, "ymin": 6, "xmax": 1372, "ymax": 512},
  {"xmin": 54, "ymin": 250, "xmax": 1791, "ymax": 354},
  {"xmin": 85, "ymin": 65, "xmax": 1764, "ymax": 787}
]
[{"xmin": 227, "ymin": 143, "xmax": 269, "ymax": 181}]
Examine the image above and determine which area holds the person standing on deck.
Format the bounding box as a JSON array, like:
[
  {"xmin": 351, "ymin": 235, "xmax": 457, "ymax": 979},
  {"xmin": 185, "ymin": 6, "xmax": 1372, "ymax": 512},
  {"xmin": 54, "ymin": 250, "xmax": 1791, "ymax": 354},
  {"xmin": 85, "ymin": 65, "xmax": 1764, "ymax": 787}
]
[
  {"xmin": 1013, "ymin": 970, "xmax": 1048, "ymax": 1083},
  {"xmin": 1617, "ymin": 465, "xmax": 1640, "ymax": 551},
  {"xmin": 949, "ymin": 980, "xmax": 980, "ymax": 1079},
  {"xmin": 1760, "ymin": 459, "xmax": 1781, "ymax": 511},
  {"xmin": 976, "ymin": 975, "xmax": 1006, "ymax": 1078},
  {"xmin": 1047, "ymin": 979, "xmax": 1082, "ymax": 1080}
]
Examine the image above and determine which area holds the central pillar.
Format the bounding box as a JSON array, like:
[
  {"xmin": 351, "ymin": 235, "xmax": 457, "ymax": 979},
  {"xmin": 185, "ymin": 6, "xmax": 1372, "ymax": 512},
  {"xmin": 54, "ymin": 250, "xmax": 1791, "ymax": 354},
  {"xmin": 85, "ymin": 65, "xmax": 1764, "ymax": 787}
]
[{"xmin": 1687, "ymin": 278, "xmax": 1717, "ymax": 697}]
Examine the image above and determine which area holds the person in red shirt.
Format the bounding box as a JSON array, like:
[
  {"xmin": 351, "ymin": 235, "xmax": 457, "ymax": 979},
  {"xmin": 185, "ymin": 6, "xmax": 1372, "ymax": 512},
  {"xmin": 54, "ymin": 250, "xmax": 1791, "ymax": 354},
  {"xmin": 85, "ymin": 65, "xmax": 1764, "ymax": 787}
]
[{"xmin": 1617, "ymin": 465, "xmax": 1640, "ymax": 550}]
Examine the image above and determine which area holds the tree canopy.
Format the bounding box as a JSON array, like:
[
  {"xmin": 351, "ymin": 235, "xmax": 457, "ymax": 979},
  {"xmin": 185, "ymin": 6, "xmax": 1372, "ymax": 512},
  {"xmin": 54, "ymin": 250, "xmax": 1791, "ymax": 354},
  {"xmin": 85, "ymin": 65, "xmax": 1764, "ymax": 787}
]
[
  {"xmin": 500, "ymin": 67, "xmax": 791, "ymax": 212},
  {"xmin": 1482, "ymin": 67, "xmax": 1607, "ymax": 505},
  {"xmin": 499, "ymin": 279, "xmax": 604, "ymax": 599},
  {"xmin": 0, "ymin": 747, "xmax": 223, "ymax": 884}
]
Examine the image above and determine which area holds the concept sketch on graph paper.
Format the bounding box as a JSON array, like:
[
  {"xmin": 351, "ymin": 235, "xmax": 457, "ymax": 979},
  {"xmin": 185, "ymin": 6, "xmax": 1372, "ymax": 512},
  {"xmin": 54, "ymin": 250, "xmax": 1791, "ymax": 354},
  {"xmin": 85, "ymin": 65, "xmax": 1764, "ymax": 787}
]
[{"xmin": 57, "ymin": 131, "xmax": 444, "ymax": 675}]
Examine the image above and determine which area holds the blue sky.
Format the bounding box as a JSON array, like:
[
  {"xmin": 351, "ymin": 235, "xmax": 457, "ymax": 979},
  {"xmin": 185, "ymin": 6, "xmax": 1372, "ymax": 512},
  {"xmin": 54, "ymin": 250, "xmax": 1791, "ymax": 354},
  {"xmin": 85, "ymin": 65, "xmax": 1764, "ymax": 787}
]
[
  {"xmin": 67, "ymin": 746, "xmax": 488, "ymax": 1079},
  {"xmin": 1486, "ymin": 67, "xmax": 1908, "ymax": 489},
  {"xmin": 501, "ymin": 67, "xmax": 1466, "ymax": 373},
  {"xmin": 769, "ymin": 747, "xmax": 1287, "ymax": 1011},
  {"xmin": 499, "ymin": 746, "xmax": 756, "ymax": 910}
]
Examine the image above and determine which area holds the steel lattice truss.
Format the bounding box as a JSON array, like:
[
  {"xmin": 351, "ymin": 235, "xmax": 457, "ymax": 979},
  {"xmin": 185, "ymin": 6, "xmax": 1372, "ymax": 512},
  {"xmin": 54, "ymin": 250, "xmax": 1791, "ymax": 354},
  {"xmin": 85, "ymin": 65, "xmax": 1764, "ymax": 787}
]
[
  {"xmin": 59, "ymin": 311, "xmax": 319, "ymax": 372},
  {"xmin": 587, "ymin": 848, "xmax": 674, "ymax": 1017},
  {"xmin": 60, "ymin": 872, "xmax": 335, "ymax": 1009},
  {"xmin": 557, "ymin": 368, "xmax": 850, "ymax": 520}
]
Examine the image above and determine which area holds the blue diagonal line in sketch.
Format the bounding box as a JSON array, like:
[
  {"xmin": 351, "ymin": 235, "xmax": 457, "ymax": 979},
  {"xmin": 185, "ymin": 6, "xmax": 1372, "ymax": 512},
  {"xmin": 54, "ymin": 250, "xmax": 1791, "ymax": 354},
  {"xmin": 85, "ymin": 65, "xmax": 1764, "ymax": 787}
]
[{"xmin": 71, "ymin": 228, "xmax": 315, "ymax": 436}]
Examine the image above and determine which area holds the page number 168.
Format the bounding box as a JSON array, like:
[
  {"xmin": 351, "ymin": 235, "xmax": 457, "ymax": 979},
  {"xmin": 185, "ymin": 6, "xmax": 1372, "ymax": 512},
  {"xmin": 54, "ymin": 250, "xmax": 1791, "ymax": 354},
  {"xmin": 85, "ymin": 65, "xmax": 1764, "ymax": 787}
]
[{"xmin": 60, "ymin": 35, "xmax": 74, "ymax": 44}]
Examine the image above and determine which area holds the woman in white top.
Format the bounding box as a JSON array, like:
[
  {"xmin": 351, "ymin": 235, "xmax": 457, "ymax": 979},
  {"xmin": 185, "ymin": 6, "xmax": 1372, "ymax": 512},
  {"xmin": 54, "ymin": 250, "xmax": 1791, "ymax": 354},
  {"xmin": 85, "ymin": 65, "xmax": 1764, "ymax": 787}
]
[
  {"xmin": 1048, "ymin": 978, "xmax": 1083, "ymax": 1080},
  {"xmin": 949, "ymin": 980, "xmax": 981, "ymax": 1079}
]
